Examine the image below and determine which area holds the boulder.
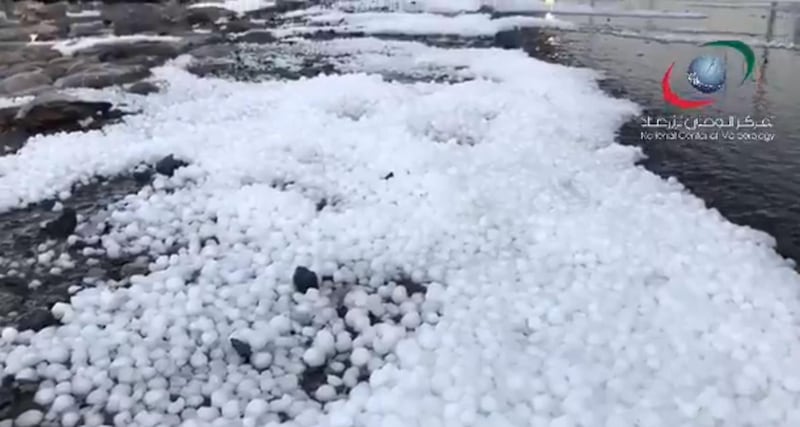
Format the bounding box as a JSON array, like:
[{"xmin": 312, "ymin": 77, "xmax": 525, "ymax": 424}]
[
  {"xmin": 0, "ymin": 69, "xmax": 52, "ymax": 96},
  {"xmin": 234, "ymin": 29, "xmax": 276, "ymax": 44},
  {"xmin": 187, "ymin": 43, "xmax": 234, "ymax": 59},
  {"xmin": 0, "ymin": 61, "xmax": 45, "ymax": 79},
  {"xmin": 44, "ymin": 56, "xmax": 87, "ymax": 80},
  {"xmin": 11, "ymin": 93, "xmax": 121, "ymax": 134},
  {"xmin": 100, "ymin": 2, "xmax": 183, "ymax": 35},
  {"xmin": 55, "ymin": 65, "xmax": 150, "ymax": 89},
  {"xmin": 186, "ymin": 5, "xmax": 236, "ymax": 26},
  {"xmin": 0, "ymin": 22, "xmax": 61, "ymax": 41},
  {"xmin": 126, "ymin": 80, "xmax": 159, "ymax": 95},
  {"xmin": 74, "ymin": 40, "xmax": 180, "ymax": 62},
  {"xmin": 68, "ymin": 20, "xmax": 106, "ymax": 38}
]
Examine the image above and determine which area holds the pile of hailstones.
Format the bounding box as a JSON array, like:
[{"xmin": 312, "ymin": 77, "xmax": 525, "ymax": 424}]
[{"xmin": 0, "ymin": 266, "xmax": 441, "ymax": 427}]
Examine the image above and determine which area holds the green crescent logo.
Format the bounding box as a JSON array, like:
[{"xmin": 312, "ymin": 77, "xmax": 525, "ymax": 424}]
[{"xmin": 700, "ymin": 40, "xmax": 757, "ymax": 84}]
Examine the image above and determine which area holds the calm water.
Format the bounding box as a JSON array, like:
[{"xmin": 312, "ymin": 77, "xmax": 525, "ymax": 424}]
[{"xmin": 527, "ymin": 0, "xmax": 800, "ymax": 263}]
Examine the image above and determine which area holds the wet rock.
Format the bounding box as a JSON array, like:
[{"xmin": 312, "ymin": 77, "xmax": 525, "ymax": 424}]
[
  {"xmin": 16, "ymin": 308, "xmax": 57, "ymax": 331},
  {"xmin": 186, "ymin": 5, "xmax": 236, "ymax": 26},
  {"xmin": 69, "ymin": 20, "xmax": 106, "ymax": 38},
  {"xmin": 0, "ymin": 61, "xmax": 45, "ymax": 80},
  {"xmin": 75, "ymin": 40, "xmax": 181, "ymax": 62},
  {"xmin": 127, "ymin": 80, "xmax": 159, "ymax": 95},
  {"xmin": 234, "ymin": 29, "xmax": 276, "ymax": 44},
  {"xmin": 43, "ymin": 57, "xmax": 85, "ymax": 80},
  {"xmin": 293, "ymin": 266, "xmax": 319, "ymax": 293},
  {"xmin": 185, "ymin": 60, "xmax": 230, "ymax": 77},
  {"xmin": 187, "ymin": 43, "xmax": 235, "ymax": 59},
  {"xmin": 230, "ymin": 338, "xmax": 252, "ymax": 359},
  {"xmin": 494, "ymin": 30, "xmax": 522, "ymax": 49},
  {"xmin": 0, "ymin": 129, "xmax": 30, "ymax": 155},
  {"xmin": 222, "ymin": 18, "xmax": 260, "ymax": 34},
  {"xmin": 132, "ymin": 167, "xmax": 154, "ymax": 184},
  {"xmin": 12, "ymin": 94, "xmax": 120, "ymax": 134},
  {"xmin": 100, "ymin": 2, "xmax": 183, "ymax": 36},
  {"xmin": 43, "ymin": 207, "xmax": 77, "ymax": 239},
  {"xmin": 0, "ymin": 46, "xmax": 59, "ymax": 67},
  {"xmin": 0, "ymin": 22, "xmax": 60, "ymax": 42},
  {"xmin": 382, "ymin": 172, "xmax": 394, "ymax": 180},
  {"xmin": 119, "ymin": 259, "xmax": 149, "ymax": 278},
  {"xmin": 0, "ymin": 69, "xmax": 52, "ymax": 96},
  {"xmin": 55, "ymin": 64, "xmax": 150, "ymax": 89},
  {"xmin": 155, "ymin": 154, "xmax": 188, "ymax": 177},
  {"xmin": 16, "ymin": 1, "xmax": 67, "ymax": 24}
]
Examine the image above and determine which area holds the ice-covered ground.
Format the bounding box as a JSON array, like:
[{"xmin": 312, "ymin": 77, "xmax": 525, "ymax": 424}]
[
  {"xmin": 273, "ymin": 10, "xmax": 573, "ymax": 37},
  {"xmin": 4, "ymin": 5, "xmax": 800, "ymax": 427},
  {"xmin": 188, "ymin": 0, "xmax": 278, "ymax": 14},
  {"xmin": 338, "ymin": 0, "xmax": 707, "ymax": 18}
]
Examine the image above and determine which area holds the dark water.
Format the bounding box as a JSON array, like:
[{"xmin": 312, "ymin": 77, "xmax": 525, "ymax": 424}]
[{"xmin": 512, "ymin": 0, "xmax": 800, "ymax": 264}]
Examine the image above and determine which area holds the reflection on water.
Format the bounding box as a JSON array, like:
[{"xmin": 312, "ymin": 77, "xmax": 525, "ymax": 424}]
[{"xmin": 528, "ymin": 0, "xmax": 800, "ymax": 262}]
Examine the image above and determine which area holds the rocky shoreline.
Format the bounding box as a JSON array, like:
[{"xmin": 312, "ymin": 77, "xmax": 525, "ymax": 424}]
[{"xmin": 1, "ymin": 0, "xmax": 308, "ymax": 146}]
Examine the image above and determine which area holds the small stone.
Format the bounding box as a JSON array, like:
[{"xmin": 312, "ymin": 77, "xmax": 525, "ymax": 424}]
[
  {"xmin": 234, "ymin": 30, "xmax": 276, "ymax": 44},
  {"xmin": 382, "ymin": 172, "xmax": 394, "ymax": 180},
  {"xmin": 155, "ymin": 155, "xmax": 188, "ymax": 177},
  {"xmin": 43, "ymin": 208, "xmax": 77, "ymax": 239},
  {"xmin": 230, "ymin": 338, "xmax": 252, "ymax": 360},
  {"xmin": 15, "ymin": 409, "xmax": 44, "ymax": 427},
  {"xmin": 120, "ymin": 260, "xmax": 149, "ymax": 278},
  {"xmin": 17, "ymin": 308, "xmax": 58, "ymax": 331},
  {"xmin": 292, "ymin": 266, "xmax": 318, "ymax": 293},
  {"xmin": 127, "ymin": 81, "xmax": 159, "ymax": 95}
]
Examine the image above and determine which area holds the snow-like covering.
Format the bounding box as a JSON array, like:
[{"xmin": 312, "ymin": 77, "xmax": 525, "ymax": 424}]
[
  {"xmin": 3, "ymin": 17, "xmax": 800, "ymax": 427},
  {"xmin": 188, "ymin": 0, "xmax": 278, "ymax": 14},
  {"xmin": 275, "ymin": 11, "xmax": 573, "ymax": 37},
  {"xmin": 0, "ymin": 96, "xmax": 34, "ymax": 109},
  {"xmin": 66, "ymin": 10, "xmax": 102, "ymax": 18},
  {"xmin": 48, "ymin": 35, "xmax": 183, "ymax": 56},
  {"xmin": 339, "ymin": 0, "xmax": 707, "ymax": 18}
]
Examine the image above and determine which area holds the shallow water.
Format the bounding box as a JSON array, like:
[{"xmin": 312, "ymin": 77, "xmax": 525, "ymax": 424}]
[{"xmin": 518, "ymin": 0, "xmax": 800, "ymax": 264}]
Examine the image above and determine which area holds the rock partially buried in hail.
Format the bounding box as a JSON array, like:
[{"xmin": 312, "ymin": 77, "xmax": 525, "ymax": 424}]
[
  {"xmin": 293, "ymin": 266, "xmax": 319, "ymax": 293},
  {"xmin": 43, "ymin": 207, "xmax": 77, "ymax": 239},
  {"xmin": 155, "ymin": 154, "xmax": 188, "ymax": 177}
]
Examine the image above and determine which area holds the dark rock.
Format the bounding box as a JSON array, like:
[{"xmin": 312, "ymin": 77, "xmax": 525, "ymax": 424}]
[
  {"xmin": 397, "ymin": 277, "xmax": 426, "ymax": 295},
  {"xmin": 43, "ymin": 207, "xmax": 77, "ymax": 239},
  {"xmin": 69, "ymin": 20, "xmax": 106, "ymax": 38},
  {"xmin": 300, "ymin": 365, "xmax": 326, "ymax": 396},
  {"xmin": 0, "ymin": 69, "xmax": 52, "ymax": 96},
  {"xmin": 54, "ymin": 65, "xmax": 150, "ymax": 89},
  {"xmin": 230, "ymin": 338, "xmax": 252, "ymax": 359},
  {"xmin": 493, "ymin": 30, "xmax": 522, "ymax": 49},
  {"xmin": 0, "ymin": 61, "xmax": 46, "ymax": 80},
  {"xmin": 16, "ymin": 308, "xmax": 57, "ymax": 331},
  {"xmin": 234, "ymin": 29, "xmax": 276, "ymax": 44},
  {"xmin": 222, "ymin": 19, "xmax": 259, "ymax": 34},
  {"xmin": 100, "ymin": 3, "xmax": 183, "ymax": 36},
  {"xmin": 186, "ymin": 5, "xmax": 235, "ymax": 26},
  {"xmin": 155, "ymin": 154, "xmax": 188, "ymax": 177},
  {"xmin": 382, "ymin": 172, "xmax": 394, "ymax": 180},
  {"xmin": 132, "ymin": 168, "xmax": 154, "ymax": 184},
  {"xmin": 185, "ymin": 60, "xmax": 230, "ymax": 77},
  {"xmin": 0, "ymin": 46, "xmax": 59, "ymax": 67},
  {"xmin": 119, "ymin": 260, "xmax": 149, "ymax": 278},
  {"xmin": 187, "ymin": 43, "xmax": 234, "ymax": 59},
  {"xmin": 0, "ymin": 128, "xmax": 30, "ymax": 155},
  {"xmin": 43, "ymin": 57, "xmax": 85, "ymax": 80},
  {"xmin": 16, "ymin": 1, "xmax": 67, "ymax": 24},
  {"xmin": 0, "ymin": 22, "xmax": 60, "ymax": 42},
  {"xmin": 292, "ymin": 266, "xmax": 319, "ymax": 293},
  {"xmin": 315, "ymin": 198, "xmax": 327, "ymax": 212},
  {"xmin": 75, "ymin": 40, "xmax": 180, "ymax": 62},
  {"xmin": 13, "ymin": 94, "xmax": 118, "ymax": 134},
  {"xmin": 127, "ymin": 80, "xmax": 159, "ymax": 95}
]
